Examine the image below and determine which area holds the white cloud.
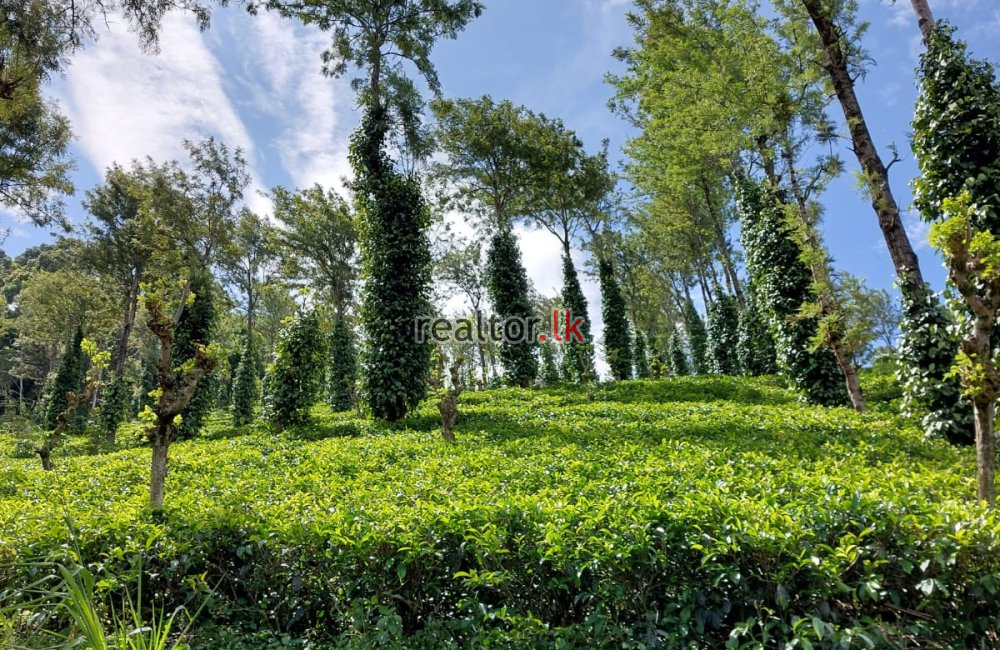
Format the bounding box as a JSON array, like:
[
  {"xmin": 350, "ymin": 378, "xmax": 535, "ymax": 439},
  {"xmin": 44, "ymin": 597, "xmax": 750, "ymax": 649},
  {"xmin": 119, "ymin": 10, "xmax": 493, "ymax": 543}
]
[
  {"xmin": 236, "ymin": 12, "xmax": 356, "ymax": 195},
  {"xmin": 53, "ymin": 13, "xmax": 255, "ymax": 174}
]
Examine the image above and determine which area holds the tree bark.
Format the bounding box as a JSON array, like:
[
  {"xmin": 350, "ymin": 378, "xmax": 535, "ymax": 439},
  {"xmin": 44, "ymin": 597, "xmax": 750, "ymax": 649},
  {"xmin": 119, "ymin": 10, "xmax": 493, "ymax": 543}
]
[
  {"xmin": 802, "ymin": 0, "xmax": 927, "ymax": 298},
  {"xmin": 968, "ymin": 311, "xmax": 997, "ymax": 505},
  {"xmin": 149, "ymin": 430, "xmax": 169, "ymax": 509},
  {"xmin": 831, "ymin": 338, "xmax": 867, "ymax": 412},
  {"xmin": 910, "ymin": 0, "xmax": 936, "ymax": 40},
  {"xmin": 700, "ymin": 176, "xmax": 745, "ymax": 308}
]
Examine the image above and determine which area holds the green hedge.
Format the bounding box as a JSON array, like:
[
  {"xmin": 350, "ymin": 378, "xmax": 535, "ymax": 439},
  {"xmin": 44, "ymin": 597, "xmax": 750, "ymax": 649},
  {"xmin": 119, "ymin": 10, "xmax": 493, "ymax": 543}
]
[{"xmin": 1, "ymin": 377, "xmax": 998, "ymax": 647}]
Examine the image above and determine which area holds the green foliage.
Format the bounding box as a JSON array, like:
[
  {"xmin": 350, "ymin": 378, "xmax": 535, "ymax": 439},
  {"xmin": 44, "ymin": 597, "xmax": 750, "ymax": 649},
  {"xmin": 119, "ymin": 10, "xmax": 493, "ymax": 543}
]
[
  {"xmin": 539, "ymin": 342, "xmax": 560, "ymax": 386},
  {"xmin": 45, "ymin": 326, "xmax": 86, "ymax": 430},
  {"xmin": 904, "ymin": 22, "xmax": 999, "ymax": 447},
  {"xmin": 172, "ymin": 268, "xmax": 217, "ymax": 440},
  {"xmin": 263, "ymin": 0, "xmax": 483, "ymax": 154},
  {"xmin": 327, "ymin": 318, "xmax": 358, "ymax": 412},
  {"xmin": 265, "ymin": 309, "xmax": 327, "ymax": 431},
  {"xmin": 0, "ymin": 6, "xmax": 74, "ymax": 228},
  {"xmin": 352, "ymin": 107, "xmax": 433, "ymax": 422},
  {"xmin": 231, "ymin": 337, "xmax": 258, "ymax": 427},
  {"xmin": 2, "ymin": 378, "xmax": 998, "ymax": 647},
  {"xmin": 560, "ymin": 252, "xmax": 594, "ymax": 382},
  {"xmin": 633, "ymin": 332, "xmax": 650, "ymax": 379},
  {"xmin": 682, "ymin": 299, "xmax": 709, "ymax": 375},
  {"xmin": 271, "ymin": 186, "xmax": 355, "ymax": 314},
  {"xmin": 485, "ymin": 227, "xmax": 538, "ymax": 388},
  {"xmin": 736, "ymin": 179, "xmax": 847, "ymax": 406},
  {"xmin": 99, "ymin": 377, "xmax": 131, "ymax": 442},
  {"xmin": 668, "ymin": 329, "xmax": 690, "ymax": 377},
  {"xmin": 707, "ymin": 293, "xmax": 740, "ymax": 375},
  {"xmin": 135, "ymin": 355, "xmax": 159, "ymax": 415},
  {"xmin": 599, "ymin": 258, "xmax": 632, "ymax": 381},
  {"xmin": 737, "ymin": 294, "xmax": 778, "ymax": 377},
  {"xmin": 913, "ymin": 24, "xmax": 1000, "ymax": 232}
]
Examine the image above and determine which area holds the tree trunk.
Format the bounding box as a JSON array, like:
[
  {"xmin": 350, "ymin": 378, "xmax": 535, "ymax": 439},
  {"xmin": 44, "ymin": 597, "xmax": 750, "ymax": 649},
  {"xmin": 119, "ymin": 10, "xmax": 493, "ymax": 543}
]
[
  {"xmin": 830, "ymin": 339, "xmax": 867, "ymax": 413},
  {"xmin": 149, "ymin": 431, "xmax": 169, "ymax": 509},
  {"xmin": 972, "ymin": 397, "xmax": 996, "ymax": 505},
  {"xmin": 478, "ymin": 342, "xmax": 488, "ymax": 386},
  {"xmin": 802, "ymin": 1, "xmax": 927, "ymax": 298},
  {"xmin": 105, "ymin": 278, "xmax": 140, "ymax": 445},
  {"xmin": 113, "ymin": 278, "xmax": 140, "ymax": 379},
  {"xmin": 701, "ymin": 176, "xmax": 745, "ymax": 308},
  {"xmin": 910, "ymin": 0, "xmax": 936, "ymax": 40},
  {"xmin": 37, "ymin": 445, "xmax": 53, "ymax": 471}
]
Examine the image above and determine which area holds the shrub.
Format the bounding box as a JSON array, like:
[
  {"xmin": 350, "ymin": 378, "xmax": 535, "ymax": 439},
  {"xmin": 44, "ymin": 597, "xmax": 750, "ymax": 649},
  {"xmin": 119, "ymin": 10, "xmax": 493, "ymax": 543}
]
[
  {"xmin": 3, "ymin": 378, "xmax": 997, "ymax": 648},
  {"xmin": 265, "ymin": 309, "xmax": 327, "ymax": 431},
  {"xmin": 326, "ymin": 318, "xmax": 358, "ymax": 412},
  {"xmin": 485, "ymin": 227, "xmax": 538, "ymax": 387},
  {"xmin": 231, "ymin": 337, "xmax": 258, "ymax": 427},
  {"xmin": 599, "ymin": 258, "xmax": 632, "ymax": 380},
  {"xmin": 682, "ymin": 299, "xmax": 709, "ymax": 374},
  {"xmin": 707, "ymin": 293, "xmax": 740, "ymax": 375}
]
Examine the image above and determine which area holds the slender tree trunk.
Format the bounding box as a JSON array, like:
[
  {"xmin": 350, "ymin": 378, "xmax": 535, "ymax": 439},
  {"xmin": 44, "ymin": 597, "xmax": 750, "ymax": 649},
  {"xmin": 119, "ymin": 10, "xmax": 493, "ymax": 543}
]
[
  {"xmin": 910, "ymin": 0, "xmax": 936, "ymax": 40},
  {"xmin": 478, "ymin": 342, "xmax": 488, "ymax": 386},
  {"xmin": 38, "ymin": 449, "xmax": 53, "ymax": 471},
  {"xmin": 830, "ymin": 338, "xmax": 867, "ymax": 412},
  {"xmin": 113, "ymin": 278, "xmax": 140, "ymax": 379},
  {"xmin": 802, "ymin": 1, "xmax": 927, "ymax": 298},
  {"xmin": 973, "ymin": 397, "xmax": 996, "ymax": 505},
  {"xmin": 105, "ymin": 277, "xmax": 140, "ymax": 445},
  {"xmin": 967, "ymin": 312, "xmax": 997, "ymax": 505},
  {"xmin": 701, "ymin": 177, "xmax": 745, "ymax": 307},
  {"xmin": 697, "ymin": 270, "xmax": 712, "ymax": 309},
  {"xmin": 149, "ymin": 429, "xmax": 169, "ymax": 509}
]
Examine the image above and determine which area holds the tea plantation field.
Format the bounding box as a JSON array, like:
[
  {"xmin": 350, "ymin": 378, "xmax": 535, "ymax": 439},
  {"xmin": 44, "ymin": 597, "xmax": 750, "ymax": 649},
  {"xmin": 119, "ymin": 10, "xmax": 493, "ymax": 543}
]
[{"xmin": 2, "ymin": 377, "xmax": 999, "ymax": 648}]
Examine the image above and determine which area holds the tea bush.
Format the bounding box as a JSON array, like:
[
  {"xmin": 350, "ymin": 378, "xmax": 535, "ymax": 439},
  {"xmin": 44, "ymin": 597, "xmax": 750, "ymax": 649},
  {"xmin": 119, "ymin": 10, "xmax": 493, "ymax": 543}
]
[{"xmin": 1, "ymin": 377, "xmax": 998, "ymax": 647}]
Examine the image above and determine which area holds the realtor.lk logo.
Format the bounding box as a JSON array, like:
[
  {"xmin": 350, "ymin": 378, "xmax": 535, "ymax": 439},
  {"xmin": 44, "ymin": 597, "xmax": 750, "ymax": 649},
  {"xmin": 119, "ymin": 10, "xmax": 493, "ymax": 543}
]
[{"xmin": 414, "ymin": 310, "xmax": 585, "ymax": 344}]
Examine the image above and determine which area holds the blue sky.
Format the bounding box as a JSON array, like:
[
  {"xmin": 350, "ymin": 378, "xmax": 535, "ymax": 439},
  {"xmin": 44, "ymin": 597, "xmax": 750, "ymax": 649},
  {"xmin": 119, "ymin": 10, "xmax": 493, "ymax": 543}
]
[{"xmin": 4, "ymin": 0, "xmax": 1000, "ymax": 353}]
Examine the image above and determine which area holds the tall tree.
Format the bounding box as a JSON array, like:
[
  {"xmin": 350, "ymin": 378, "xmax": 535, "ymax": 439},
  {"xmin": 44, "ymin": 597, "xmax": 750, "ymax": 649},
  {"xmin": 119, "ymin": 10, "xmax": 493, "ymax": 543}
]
[
  {"xmin": 785, "ymin": 0, "xmax": 967, "ymax": 437},
  {"xmin": 737, "ymin": 178, "xmax": 846, "ymax": 406},
  {"xmin": 271, "ymin": 185, "xmax": 356, "ymax": 317},
  {"xmin": 913, "ymin": 22, "xmax": 1000, "ymax": 502},
  {"xmin": 599, "ymin": 258, "xmax": 632, "ymax": 380},
  {"xmin": 327, "ymin": 318, "xmax": 358, "ymax": 412},
  {"xmin": 141, "ymin": 139, "xmax": 248, "ymax": 508},
  {"xmin": 707, "ymin": 293, "xmax": 740, "ymax": 375},
  {"xmin": 84, "ymin": 161, "xmax": 159, "ymax": 443},
  {"xmin": 431, "ymin": 97, "xmax": 548, "ymax": 388},
  {"xmin": 44, "ymin": 325, "xmax": 85, "ymax": 430},
  {"xmin": 435, "ymin": 236, "xmax": 490, "ymax": 383},
  {"xmin": 485, "ymin": 227, "xmax": 538, "ymax": 387},
  {"xmin": 262, "ymin": 0, "xmax": 482, "ymax": 421},
  {"xmin": 221, "ymin": 208, "xmax": 279, "ymax": 339},
  {"xmin": 171, "ymin": 266, "xmax": 217, "ymax": 440},
  {"xmin": 231, "ymin": 335, "xmax": 257, "ymax": 427},
  {"xmin": 1, "ymin": 0, "xmax": 220, "ymax": 228}
]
